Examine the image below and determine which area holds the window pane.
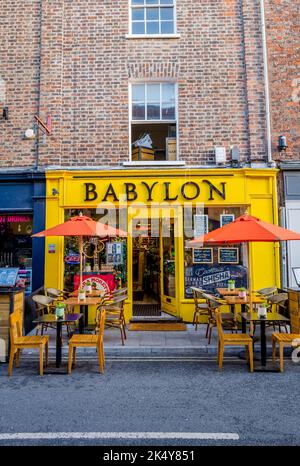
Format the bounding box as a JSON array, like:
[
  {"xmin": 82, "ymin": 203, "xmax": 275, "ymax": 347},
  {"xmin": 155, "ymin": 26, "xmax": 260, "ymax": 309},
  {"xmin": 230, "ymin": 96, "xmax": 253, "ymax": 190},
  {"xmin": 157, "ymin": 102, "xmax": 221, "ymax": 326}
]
[
  {"xmin": 132, "ymin": 84, "xmax": 145, "ymax": 102},
  {"xmin": 132, "ymin": 103, "xmax": 145, "ymax": 120},
  {"xmin": 147, "ymin": 84, "xmax": 160, "ymax": 102},
  {"xmin": 132, "ymin": 8, "xmax": 145, "ymax": 20},
  {"xmin": 132, "ymin": 0, "xmax": 144, "ymax": 4},
  {"xmin": 162, "ymin": 102, "xmax": 175, "ymax": 119},
  {"xmin": 161, "ymin": 21, "xmax": 174, "ymax": 34},
  {"xmin": 160, "ymin": 7, "xmax": 173, "ymax": 20},
  {"xmin": 160, "ymin": 0, "xmax": 174, "ymax": 4},
  {"xmin": 147, "ymin": 103, "xmax": 160, "ymax": 119},
  {"xmin": 146, "ymin": 21, "xmax": 159, "ymax": 34},
  {"xmin": 146, "ymin": 0, "xmax": 159, "ymax": 4},
  {"xmin": 132, "ymin": 22, "xmax": 145, "ymax": 34},
  {"xmin": 162, "ymin": 83, "xmax": 175, "ymax": 102},
  {"xmin": 146, "ymin": 8, "xmax": 159, "ymax": 20}
]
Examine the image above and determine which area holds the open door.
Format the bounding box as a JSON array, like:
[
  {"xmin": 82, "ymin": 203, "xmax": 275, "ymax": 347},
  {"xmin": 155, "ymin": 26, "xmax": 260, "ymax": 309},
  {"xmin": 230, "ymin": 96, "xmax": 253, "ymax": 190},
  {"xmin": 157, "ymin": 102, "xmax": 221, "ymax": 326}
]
[{"xmin": 160, "ymin": 217, "xmax": 177, "ymax": 316}]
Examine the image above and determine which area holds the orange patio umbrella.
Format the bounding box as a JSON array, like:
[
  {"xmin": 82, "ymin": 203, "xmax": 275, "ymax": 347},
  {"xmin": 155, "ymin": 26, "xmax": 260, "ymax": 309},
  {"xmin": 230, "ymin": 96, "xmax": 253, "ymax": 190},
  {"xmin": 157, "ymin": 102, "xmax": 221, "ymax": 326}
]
[
  {"xmin": 33, "ymin": 215, "xmax": 127, "ymax": 288},
  {"xmin": 188, "ymin": 214, "xmax": 300, "ymax": 331}
]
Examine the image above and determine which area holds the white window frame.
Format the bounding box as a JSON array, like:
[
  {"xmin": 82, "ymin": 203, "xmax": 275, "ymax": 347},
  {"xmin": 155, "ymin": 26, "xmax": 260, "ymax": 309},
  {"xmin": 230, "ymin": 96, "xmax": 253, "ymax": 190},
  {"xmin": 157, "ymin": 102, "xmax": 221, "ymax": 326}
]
[
  {"xmin": 129, "ymin": 80, "xmax": 180, "ymax": 163},
  {"xmin": 128, "ymin": 0, "xmax": 179, "ymax": 38}
]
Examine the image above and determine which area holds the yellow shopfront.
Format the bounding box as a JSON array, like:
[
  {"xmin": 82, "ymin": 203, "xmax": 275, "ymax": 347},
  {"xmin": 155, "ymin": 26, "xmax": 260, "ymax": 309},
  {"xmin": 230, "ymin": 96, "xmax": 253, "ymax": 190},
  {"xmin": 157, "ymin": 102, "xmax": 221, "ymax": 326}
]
[{"xmin": 44, "ymin": 168, "xmax": 280, "ymax": 323}]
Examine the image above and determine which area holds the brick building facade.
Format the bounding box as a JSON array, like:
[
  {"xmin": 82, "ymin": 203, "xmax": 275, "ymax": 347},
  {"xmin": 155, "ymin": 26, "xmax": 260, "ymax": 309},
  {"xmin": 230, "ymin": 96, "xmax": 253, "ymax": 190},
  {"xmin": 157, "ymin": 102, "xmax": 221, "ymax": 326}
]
[{"xmin": 1, "ymin": 0, "xmax": 273, "ymax": 169}]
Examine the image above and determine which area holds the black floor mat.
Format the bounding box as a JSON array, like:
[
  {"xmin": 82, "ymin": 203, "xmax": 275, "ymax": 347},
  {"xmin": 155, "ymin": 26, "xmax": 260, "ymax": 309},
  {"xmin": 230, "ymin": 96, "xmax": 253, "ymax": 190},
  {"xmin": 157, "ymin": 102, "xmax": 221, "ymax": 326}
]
[{"xmin": 133, "ymin": 304, "xmax": 161, "ymax": 317}]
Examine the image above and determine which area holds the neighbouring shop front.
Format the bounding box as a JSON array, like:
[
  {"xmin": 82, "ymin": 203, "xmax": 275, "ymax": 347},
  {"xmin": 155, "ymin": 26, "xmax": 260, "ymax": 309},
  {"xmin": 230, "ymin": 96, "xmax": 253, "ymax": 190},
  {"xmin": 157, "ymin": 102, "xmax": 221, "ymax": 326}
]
[
  {"xmin": 0, "ymin": 171, "xmax": 46, "ymax": 294},
  {"xmin": 44, "ymin": 168, "xmax": 280, "ymax": 322}
]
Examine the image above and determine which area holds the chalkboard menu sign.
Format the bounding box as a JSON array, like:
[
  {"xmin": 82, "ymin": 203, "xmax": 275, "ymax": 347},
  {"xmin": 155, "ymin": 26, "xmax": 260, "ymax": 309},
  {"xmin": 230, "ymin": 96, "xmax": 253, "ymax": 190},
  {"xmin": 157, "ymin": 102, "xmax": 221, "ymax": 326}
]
[
  {"xmin": 218, "ymin": 248, "xmax": 239, "ymax": 264},
  {"xmin": 220, "ymin": 214, "xmax": 235, "ymax": 227},
  {"xmin": 193, "ymin": 248, "xmax": 213, "ymax": 264},
  {"xmin": 194, "ymin": 214, "xmax": 208, "ymax": 238},
  {"xmin": 106, "ymin": 242, "xmax": 124, "ymax": 265},
  {"xmin": 0, "ymin": 268, "xmax": 19, "ymax": 287},
  {"xmin": 185, "ymin": 264, "xmax": 248, "ymax": 297}
]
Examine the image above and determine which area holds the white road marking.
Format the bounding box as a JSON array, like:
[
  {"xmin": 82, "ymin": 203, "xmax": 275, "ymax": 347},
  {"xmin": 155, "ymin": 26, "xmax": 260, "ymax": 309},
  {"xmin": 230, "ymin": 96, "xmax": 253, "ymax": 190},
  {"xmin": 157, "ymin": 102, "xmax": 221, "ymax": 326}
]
[{"xmin": 0, "ymin": 432, "xmax": 239, "ymax": 441}]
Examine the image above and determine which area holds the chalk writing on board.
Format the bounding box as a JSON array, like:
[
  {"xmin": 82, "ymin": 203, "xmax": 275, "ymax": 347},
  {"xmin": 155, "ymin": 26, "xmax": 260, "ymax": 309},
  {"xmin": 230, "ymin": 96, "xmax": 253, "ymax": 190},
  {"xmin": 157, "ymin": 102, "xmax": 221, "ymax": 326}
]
[
  {"xmin": 194, "ymin": 214, "xmax": 208, "ymax": 238},
  {"xmin": 218, "ymin": 248, "xmax": 239, "ymax": 264},
  {"xmin": 220, "ymin": 214, "xmax": 235, "ymax": 227},
  {"xmin": 193, "ymin": 248, "xmax": 213, "ymax": 264}
]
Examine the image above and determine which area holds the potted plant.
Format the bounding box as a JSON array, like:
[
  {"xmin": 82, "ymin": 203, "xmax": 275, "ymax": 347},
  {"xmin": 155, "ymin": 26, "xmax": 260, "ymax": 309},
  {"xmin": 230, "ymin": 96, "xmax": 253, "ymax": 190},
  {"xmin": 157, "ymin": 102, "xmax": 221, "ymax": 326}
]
[
  {"xmin": 55, "ymin": 302, "xmax": 65, "ymax": 319},
  {"xmin": 239, "ymin": 287, "xmax": 247, "ymax": 299},
  {"xmin": 228, "ymin": 279, "xmax": 235, "ymax": 291},
  {"xmin": 257, "ymin": 303, "xmax": 269, "ymax": 319},
  {"xmin": 85, "ymin": 262, "xmax": 91, "ymax": 272},
  {"xmin": 78, "ymin": 288, "xmax": 86, "ymax": 301},
  {"xmin": 92, "ymin": 281, "xmax": 97, "ymax": 290},
  {"xmin": 85, "ymin": 280, "xmax": 92, "ymax": 293}
]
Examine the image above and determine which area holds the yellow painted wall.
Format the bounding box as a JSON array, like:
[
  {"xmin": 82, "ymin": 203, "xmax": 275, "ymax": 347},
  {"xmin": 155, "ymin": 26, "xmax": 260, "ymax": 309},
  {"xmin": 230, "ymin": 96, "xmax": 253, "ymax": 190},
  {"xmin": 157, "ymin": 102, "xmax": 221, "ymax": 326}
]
[{"xmin": 44, "ymin": 168, "xmax": 280, "ymax": 323}]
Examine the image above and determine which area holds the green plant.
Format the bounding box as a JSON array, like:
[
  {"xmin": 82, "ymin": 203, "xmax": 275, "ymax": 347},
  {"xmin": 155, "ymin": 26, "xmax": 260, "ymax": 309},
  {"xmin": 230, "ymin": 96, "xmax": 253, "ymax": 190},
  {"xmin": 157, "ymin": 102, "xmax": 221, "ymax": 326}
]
[
  {"xmin": 78, "ymin": 288, "xmax": 84, "ymax": 293},
  {"xmin": 86, "ymin": 280, "xmax": 91, "ymax": 286},
  {"xmin": 239, "ymin": 287, "xmax": 246, "ymax": 291},
  {"xmin": 56, "ymin": 302, "xmax": 65, "ymax": 309}
]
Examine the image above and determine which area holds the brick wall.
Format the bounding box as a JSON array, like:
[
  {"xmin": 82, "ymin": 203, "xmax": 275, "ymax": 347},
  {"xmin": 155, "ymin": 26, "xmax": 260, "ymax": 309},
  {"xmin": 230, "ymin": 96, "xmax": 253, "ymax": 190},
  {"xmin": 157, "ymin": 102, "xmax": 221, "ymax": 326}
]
[
  {"xmin": 266, "ymin": 0, "xmax": 300, "ymax": 161},
  {"xmin": 1, "ymin": 1, "xmax": 269, "ymax": 169}
]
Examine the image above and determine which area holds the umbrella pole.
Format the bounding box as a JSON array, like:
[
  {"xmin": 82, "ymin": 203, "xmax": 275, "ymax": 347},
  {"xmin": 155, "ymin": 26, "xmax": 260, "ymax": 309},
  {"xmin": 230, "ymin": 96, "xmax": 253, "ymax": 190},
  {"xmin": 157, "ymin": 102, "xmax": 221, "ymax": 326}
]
[
  {"xmin": 79, "ymin": 236, "xmax": 83, "ymax": 289},
  {"xmin": 247, "ymin": 242, "xmax": 254, "ymax": 336}
]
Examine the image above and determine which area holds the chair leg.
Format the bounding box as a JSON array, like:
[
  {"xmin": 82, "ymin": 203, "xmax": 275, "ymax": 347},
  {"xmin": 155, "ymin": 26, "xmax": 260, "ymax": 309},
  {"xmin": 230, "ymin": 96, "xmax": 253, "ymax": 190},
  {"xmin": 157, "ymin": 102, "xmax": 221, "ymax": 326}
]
[
  {"xmin": 123, "ymin": 324, "xmax": 127, "ymax": 340},
  {"xmin": 98, "ymin": 345, "xmax": 104, "ymax": 374},
  {"xmin": 120, "ymin": 326, "xmax": 125, "ymax": 346},
  {"xmin": 102, "ymin": 345, "xmax": 105, "ymax": 368},
  {"xmin": 39, "ymin": 346, "xmax": 44, "ymax": 376},
  {"xmin": 218, "ymin": 343, "xmax": 224, "ymax": 370},
  {"xmin": 272, "ymin": 337, "xmax": 276, "ymax": 362},
  {"xmin": 15, "ymin": 349, "xmax": 21, "ymax": 368},
  {"xmin": 279, "ymin": 342, "xmax": 284, "ymax": 373},
  {"xmin": 208, "ymin": 325, "xmax": 213, "ymax": 345},
  {"xmin": 8, "ymin": 347, "xmax": 15, "ymax": 377},
  {"xmin": 45, "ymin": 341, "xmax": 49, "ymax": 367},
  {"xmin": 73, "ymin": 347, "xmax": 76, "ymax": 367},
  {"xmin": 68, "ymin": 345, "xmax": 73, "ymax": 374},
  {"xmin": 205, "ymin": 322, "xmax": 209, "ymax": 338},
  {"xmin": 248, "ymin": 343, "xmax": 254, "ymax": 373}
]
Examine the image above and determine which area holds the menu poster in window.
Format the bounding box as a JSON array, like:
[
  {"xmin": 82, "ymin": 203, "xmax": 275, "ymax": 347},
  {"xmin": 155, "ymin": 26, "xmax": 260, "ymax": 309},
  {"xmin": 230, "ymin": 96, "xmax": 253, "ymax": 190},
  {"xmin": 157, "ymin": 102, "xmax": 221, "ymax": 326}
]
[
  {"xmin": 193, "ymin": 248, "xmax": 213, "ymax": 264},
  {"xmin": 106, "ymin": 242, "xmax": 124, "ymax": 266},
  {"xmin": 185, "ymin": 264, "xmax": 248, "ymax": 297},
  {"xmin": 194, "ymin": 215, "xmax": 208, "ymax": 239},
  {"xmin": 220, "ymin": 214, "xmax": 235, "ymax": 227},
  {"xmin": 218, "ymin": 248, "xmax": 239, "ymax": 264},
  {"xmin": 0, "ymin": 268, "xmax": 19, "ymax": 287}
]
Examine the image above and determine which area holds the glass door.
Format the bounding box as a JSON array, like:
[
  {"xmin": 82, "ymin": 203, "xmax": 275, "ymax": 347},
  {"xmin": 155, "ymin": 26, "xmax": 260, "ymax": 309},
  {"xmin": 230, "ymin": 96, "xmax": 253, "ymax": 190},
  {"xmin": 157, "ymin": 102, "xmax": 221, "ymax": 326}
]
[{"xmin": 160, "ymin": 217, "xmax": 177, "ymax": 316}]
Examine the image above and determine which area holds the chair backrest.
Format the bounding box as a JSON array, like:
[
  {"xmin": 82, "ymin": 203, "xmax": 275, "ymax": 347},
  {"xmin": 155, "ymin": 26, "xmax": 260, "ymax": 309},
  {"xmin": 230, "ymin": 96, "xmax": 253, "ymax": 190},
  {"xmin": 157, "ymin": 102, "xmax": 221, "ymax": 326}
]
[
  {"xmin": 257, "ymin": 286, "xmax": 277, "ymax": 297},
  {"xmin": 9, "ymin": 311, "xmax": 23, "ymax": 344},
  {"xmin": 215, "ymin": 310, "xmax": 224, "ymax": 342},
  {"xmin": 112, "ymin": 287, "xmax": 128, "ymax": 296},
  {"xmin": 96, "ymin": 309, "xmax": 106, "ymax": 346},
  {"xmin": 46, "ymin": 288, "xmax": 63, "ymax": 298},
  {"xmin": 32, "ymin": 294, "xmax": 54, "ymax": 307},
  {"xmin": 268, "ymin": 292, "xmax": 288, "ymax": 305},
  {"xmin": 289, "ymin": 305, "xmax": 300, "ymax": 334},
  {"xmin": 191, "ymin": 287, "xmax": 205, "ymax": 307}
]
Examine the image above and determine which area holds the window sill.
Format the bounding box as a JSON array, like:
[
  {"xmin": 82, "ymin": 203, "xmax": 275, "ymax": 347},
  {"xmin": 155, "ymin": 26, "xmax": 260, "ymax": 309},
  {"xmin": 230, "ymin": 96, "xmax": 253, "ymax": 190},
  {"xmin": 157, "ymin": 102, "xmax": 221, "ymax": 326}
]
[
  {"xmin": 123, "ymin": 161, "xmax": 186, "ymax": 167},
  {"xmin": 126, "ymin": 34, "xmax": 181, "ymax": 39}
]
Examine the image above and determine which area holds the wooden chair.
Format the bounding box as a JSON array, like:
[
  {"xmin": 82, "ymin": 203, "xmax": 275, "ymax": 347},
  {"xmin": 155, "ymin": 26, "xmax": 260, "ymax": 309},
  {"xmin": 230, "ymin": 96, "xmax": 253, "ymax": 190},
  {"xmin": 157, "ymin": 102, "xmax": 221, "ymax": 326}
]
[
  {"xmin": 190, "ymin": 287, "xmax": 209, "ymax": 331},
  {"xmin": 256, "ymin": 286, "xmax": 278, "ymax": 298},
  {"xmin": 68, "ymin": 309, "xmax": 106, "ymax": 374},
  {"xmin": 272, "ymin": 303, "xmax": 300, "ymax": 372},
  {"xmin": 8, "ymin": 311, "xmax": 49, "ymax": 376},
  {"xmin": 97, "ymin": 295, "xmax": 128, "ymax": 346},
  {"xmin": 215, "ymin": 310, "xmax": 253, "ymax": 372},
  {"xmin": 45, "ymin": 287, "xmax": 70, "ymax": 300},
  {"xmin": 32, "ymin": 294, "xmax": 56, "ymax": 335},
  {"xmin": 268, "ymin": 293, "xmax": 289, "ymax": 332},
  {"xmin": 202, "ymin": 292, "xmax": 238, "ymax": 344}
]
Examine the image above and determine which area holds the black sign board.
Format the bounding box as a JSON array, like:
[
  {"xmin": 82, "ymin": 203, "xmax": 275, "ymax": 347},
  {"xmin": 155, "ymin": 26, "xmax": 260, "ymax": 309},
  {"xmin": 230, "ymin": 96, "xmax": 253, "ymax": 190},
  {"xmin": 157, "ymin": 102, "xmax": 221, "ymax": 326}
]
[
  {"xmin": 0, "ymin": 268, "xmax": 19, "ymax": 287},
  {"xmin": 218, "ymin": 248, "xmax": 239, "ymax": 264},
  {"xmin": 220, "ymin": 214, "xmax": 235, "ymax": 227},
  {"xmin": 193, "ymin": 248, "xmax": 213, "ymax": 264}
]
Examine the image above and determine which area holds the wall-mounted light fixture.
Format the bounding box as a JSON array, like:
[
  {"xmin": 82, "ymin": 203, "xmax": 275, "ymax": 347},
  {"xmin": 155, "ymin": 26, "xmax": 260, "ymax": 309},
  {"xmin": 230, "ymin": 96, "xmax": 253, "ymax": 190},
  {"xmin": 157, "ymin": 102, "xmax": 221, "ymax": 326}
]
[{"xmin": 278, "ymin": 135, "xmax": 288, "ymax": 152}]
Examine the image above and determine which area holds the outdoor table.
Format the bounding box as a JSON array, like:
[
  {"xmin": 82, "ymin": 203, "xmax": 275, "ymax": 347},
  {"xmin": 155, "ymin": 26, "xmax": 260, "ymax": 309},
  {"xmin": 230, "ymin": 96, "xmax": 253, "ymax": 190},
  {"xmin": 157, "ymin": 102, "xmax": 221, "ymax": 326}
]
[
  {"xmin": 216, "ymin": 288, "xmax": 245, "ymax": 296},
  {"xmin": 222, "ymin": 295, "xmax": 266, "ymax": 326},
  {"xmin": 69, "ymin": 290, "xmax": 106, "ymax": 298},
  {"xmin": 33, "ymin": 313, "xmax": 84, "ymax": 369},
  {"xmin": 65, "ymin": 296, "xmax": 104, "ymax": 328},
  {"xmin": 241, "ymin": 312, "xmax": 290, "ymax": 371}
]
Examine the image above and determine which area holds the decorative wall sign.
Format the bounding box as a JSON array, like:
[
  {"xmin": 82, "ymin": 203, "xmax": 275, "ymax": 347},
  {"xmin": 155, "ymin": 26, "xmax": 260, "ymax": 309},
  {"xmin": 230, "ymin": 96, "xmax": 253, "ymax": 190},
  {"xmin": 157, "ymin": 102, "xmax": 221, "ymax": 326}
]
[
  {"xmin": 218, "ymin": 248, "xmax": 239, "ymax": 264},
  {"xmin": 194, "ymin": 214, "xmax": 208, "ymax": 238},
  {"xmin": 193, "ymin": 248, "xmax": 213, "ymax": 264},
  {"xmin": 220, "ymin": 214, "xmax": 235, "ymax": 227},
  {"xmin": 106, "ymin": 242, "xmax": 124, "ymax": 265},
  {"xmin": 0, "ymin": 268, "xmax": 19, "ymax": 287}
]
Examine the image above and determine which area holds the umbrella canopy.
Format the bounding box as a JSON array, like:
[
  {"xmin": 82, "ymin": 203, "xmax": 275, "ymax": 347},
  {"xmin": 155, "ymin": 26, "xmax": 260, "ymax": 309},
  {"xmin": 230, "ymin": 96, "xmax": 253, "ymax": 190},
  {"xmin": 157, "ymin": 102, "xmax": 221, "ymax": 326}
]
[
  {"xmin": 33, "ymin": 215, "xmax": 127, "ymax": 289},
  {"xmin": 188, "ymin": 214, "xmax": 300, "ymax": 246},
  {"xmin": 32, "ymin": 215, "xmax": 127, "ymax": 238}
]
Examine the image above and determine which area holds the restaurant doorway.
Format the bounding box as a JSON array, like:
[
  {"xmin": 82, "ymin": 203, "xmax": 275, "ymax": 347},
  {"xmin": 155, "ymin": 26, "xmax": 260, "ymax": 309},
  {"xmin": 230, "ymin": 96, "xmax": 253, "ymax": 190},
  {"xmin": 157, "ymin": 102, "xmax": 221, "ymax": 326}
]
[{"xmin": 131, "ymin": 215, "xmax": 178, "ymax": 321}]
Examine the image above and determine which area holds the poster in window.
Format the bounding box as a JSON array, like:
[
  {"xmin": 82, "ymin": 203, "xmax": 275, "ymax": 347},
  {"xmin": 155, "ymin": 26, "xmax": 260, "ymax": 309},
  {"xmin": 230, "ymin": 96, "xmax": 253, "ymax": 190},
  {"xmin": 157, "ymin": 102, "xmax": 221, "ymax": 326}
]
[
  {"xmin": 0, "ymin": 268, "xmax": 19, "ymax": 287},
  {"xmin": 193, "ymin": 248, "xmax": 213, "ymax": 264},
  {"xmin": 220, "ymin": 214, "xmax": 235, "ymax": 227},
  {"xmin": 194, "ymin": 214, "xmax": 208, "ymax": 239},
  {"xmin": 218, "ymin": 248, "xmax": 239, "ymax": 264}
]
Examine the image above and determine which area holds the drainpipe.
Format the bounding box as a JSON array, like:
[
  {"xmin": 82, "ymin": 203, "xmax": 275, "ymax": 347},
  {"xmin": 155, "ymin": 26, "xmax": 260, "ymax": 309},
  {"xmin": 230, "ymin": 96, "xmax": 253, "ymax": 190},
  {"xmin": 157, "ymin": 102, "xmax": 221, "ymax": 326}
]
[{"xmin": 260, "ymin": 0, "xmax": 275, "ymax": 167}]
